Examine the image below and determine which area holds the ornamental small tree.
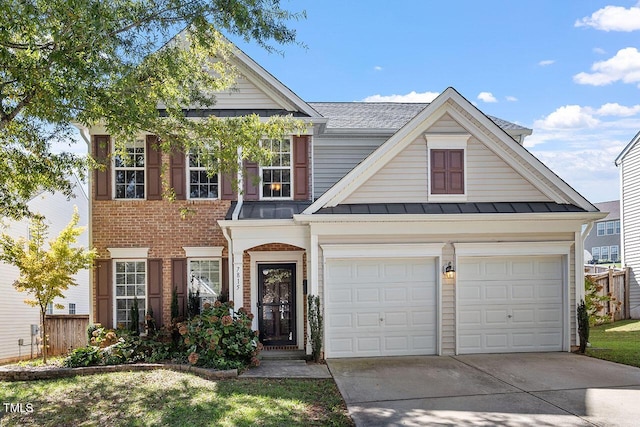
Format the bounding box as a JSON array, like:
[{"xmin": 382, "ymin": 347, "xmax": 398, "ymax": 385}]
[
  {"xmin": 0, "ymin": 207, "xmax": 95, "ymax": 363},
  {"xmin": 307, "ymin": 295, "xmax": 323, "ymax": 363}
]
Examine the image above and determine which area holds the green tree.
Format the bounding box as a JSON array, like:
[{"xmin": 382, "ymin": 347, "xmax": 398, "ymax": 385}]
[
  {"xmin": 0, "ymin": 0, "xmax": 306, "ymax": 219},
  {"xmin": 0, "ymin": 208, "xmax": 96, "ymax": 363}
]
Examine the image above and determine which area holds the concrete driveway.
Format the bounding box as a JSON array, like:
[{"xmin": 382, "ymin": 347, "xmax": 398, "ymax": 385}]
[{"xmin": 327, "ymin": 353, "xmax": 640, "ymax": 426}]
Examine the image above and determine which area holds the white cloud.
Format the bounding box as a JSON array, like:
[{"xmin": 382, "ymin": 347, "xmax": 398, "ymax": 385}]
[
  {"xmin": 596, "ymin": 103, "xmax": 640, "ymax": 117},
  {"xmin": 593, "ymin": 47, "xmax": 607, "ymax": 55},
  {"xmin": 373, "ymin": 65, "xmax": 383, "ymax": 71},
  {"xmin": 477, "ymin": 92, "xmax": 497, "ymax": 103},
  {"xmin": 362, "ymin": 90, "xmax": 439, "ymax": 103},
  {"xmin": 573, "ymin": 47, "xmax": 640, "ymax": 87},
  {"xmin": 534, "ymin": 105, "xmax": 599, "ymax": 129},
  {"xmin": 538, "ymin": 59, "xmax": 555, "ymax": 66},
  {"xmin": 575, "ymin": 5, "xmax": 640, "ymax": 32},
  {"xmin": 505, "ymin": 96, "xmax": 518, "ymax": 102}
]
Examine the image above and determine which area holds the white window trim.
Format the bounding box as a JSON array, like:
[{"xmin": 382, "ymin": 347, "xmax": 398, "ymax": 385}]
[
  {"xmin": 186, "ymin": 150, "xmax": 221, "ymax": 200},
  {"xmin": 68, "ymin": 303, "xmax": 76, "ymax": 315},
  {"xmin": 425, "ymin": 133, "xmax": 470, "ymax": 202},
  {"xmin": 113, "ymin": 259, "xmax": 147, "ymax": 329},
  {"xmin": 596, "ymin": 222, "xmax": 606, "ymax": 236},
  {"xmin": 259, "ymin": 137, "xmax": 293, "ymax": 201},
  {"xmin": 113, "ymin": 139, "xmax": 147, "ymax": 200},
  {"xmin": 183, "ymin": 246, "xmax": 224, "ymax": 258},
  {"xmin": 108, "ymin": 247, "xmax": 149, "ymax": 259}
]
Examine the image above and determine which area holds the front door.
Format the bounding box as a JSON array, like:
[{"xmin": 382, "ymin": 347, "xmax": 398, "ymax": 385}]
[{"xmin": 258, "ymin": 263, "xmax": 296, "ymax": 346}]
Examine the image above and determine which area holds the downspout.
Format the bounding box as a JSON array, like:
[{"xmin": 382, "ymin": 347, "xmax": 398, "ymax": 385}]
[
  {"xmin": 78, "ymin": 126, "xmax": 94, "ymax": 324},
  {"xmin": 232, "ymin": 146, "xmax": 243, "ymax": 220},
  {"xmin": 575, "ymin": 220, "xmax": 595, "ymax": 348}
]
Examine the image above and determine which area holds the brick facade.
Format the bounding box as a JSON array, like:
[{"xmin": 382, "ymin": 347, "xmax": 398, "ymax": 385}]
[{"xmin": 91, "ymin": 150, "xmax": 232, "ymax": 327}]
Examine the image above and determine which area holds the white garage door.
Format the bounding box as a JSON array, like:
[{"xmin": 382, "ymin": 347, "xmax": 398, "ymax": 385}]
[
  {"xmin": 457, "ymin": 256, "xmax": 564, "ymax": 354},
  {"xmin": 325, "ymin": 258, "xmax": 437, "ymax": 358}
]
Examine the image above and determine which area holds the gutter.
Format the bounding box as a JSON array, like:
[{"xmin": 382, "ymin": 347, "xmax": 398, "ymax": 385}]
[
  {"xmin": 221, "ymin": 225, "xmax": 235, "ymax": 305},
  {"xmin": 231, "ymin": 146, "xmax": 243, "ymax": 220}
]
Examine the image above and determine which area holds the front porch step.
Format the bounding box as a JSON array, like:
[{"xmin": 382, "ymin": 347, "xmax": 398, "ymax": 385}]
[{"xmin": 259, "ymin": 350, "xmax": 307, "ymax": 361}]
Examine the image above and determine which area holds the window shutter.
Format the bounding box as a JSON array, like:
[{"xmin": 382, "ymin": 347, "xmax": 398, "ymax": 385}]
[
  {"xmin": 220, "ymin": 173, "xmax": 237, "ymax": 200},
  {"xmin": 93, "ymin": 135, "xmax": 111, "ymax": 200},
  {"xmin": 172, "ymin": 258, "xmax": 188, "ymax": 318},
  {"xmin": 430, "ymin": 149, "xmax": 464, "ymax": 195},
  {"xmin": 243, "ymin": 160, "xmax": 259, "ymax": 201},
  {"xmin": 95, "ymin": 259, "xmax": 113, "ymax": 327},
  {"xmin": 293, "ymin": 135, "xmax": 309, "ymax": 200},
  {"xmin": 147, "ymin": 259, "xmax": 163, "ymax": 327},
  {"xmin": 170, "ymin": 151, "xmax": 186, "ymax": 200},
  {"xmin": 146, "ymin": 135, "xmax": 162, "ymax": 200}
]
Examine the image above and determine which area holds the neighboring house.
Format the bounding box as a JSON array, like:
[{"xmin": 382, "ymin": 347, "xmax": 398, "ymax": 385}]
[
  {"xmin": 583, "ymin": 200, "xmax": 620, "ymax": 263},
  {"xmin": 77, "ymin": 45, "xmax": 604, "ymax": 358},
  {"xmin": 616, "ymin": 132, "xmax": 640, "ymax": 318},
  {"xmin": 0, "ymin": 176, "xmax": 90, "ymax": 363}
]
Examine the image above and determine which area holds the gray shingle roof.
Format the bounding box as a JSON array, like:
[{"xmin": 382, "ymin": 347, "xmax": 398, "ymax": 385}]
[
  {"xmin": 226, "ymin": 201, "xmax": 312, "ymax": 220},
  {"xmin": 308, "ymin": 102, "xmax": 530, "ymax": 133},
  {"xmin": 316, "ymin": 202, "xmax": 586, "ymax": 215},
  {"xmin": 593, "ymin": 200, "xmax": 619, "ymax": 221}
]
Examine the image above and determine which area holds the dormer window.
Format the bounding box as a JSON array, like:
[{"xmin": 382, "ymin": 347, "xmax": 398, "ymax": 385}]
[{"xmin": 260, "ymin": 138, "xmax": 292, "ymax": 199}]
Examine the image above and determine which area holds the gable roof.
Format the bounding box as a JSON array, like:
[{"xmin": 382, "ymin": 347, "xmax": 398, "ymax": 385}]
[
  {"xmin": 303, "ymin": 87, "xmax": 598, "ymax": 214},
  {"xmin": 615, "ymin": 130, "xmax": 640, "ymax": 166}
]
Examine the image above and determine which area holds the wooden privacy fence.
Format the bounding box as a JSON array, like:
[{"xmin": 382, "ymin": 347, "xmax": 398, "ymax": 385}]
[
  {"xmin": 45, "ymin": 315, "xmax": 89, "ymax": 356},
  {"xmin": 585, "ymin": 267, "xmax": 630, "ymax": 321}
]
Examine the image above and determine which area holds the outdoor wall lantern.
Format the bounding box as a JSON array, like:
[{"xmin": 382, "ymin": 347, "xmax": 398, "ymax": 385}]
[{"xmin": 443, "ymin": 262, "xmax": 455, "ymax": 279}]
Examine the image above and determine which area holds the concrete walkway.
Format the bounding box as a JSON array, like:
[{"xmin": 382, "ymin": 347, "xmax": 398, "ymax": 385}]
[
  {"xmin": 239, "ymin": 360, "xmax": 332, "ymax": 378},
  {"xmin": 328, "ymin": 353, "xmax": 640, "ymax": 426}
]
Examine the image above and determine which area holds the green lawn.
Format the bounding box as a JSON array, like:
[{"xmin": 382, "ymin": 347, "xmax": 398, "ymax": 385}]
[
  {"xmin": 586, "ymin": 319, "xmax": 640, "ymax": 368},
  {"xmin": 0, "ymin": 370, "xmax": 353, "ymax": 426}
]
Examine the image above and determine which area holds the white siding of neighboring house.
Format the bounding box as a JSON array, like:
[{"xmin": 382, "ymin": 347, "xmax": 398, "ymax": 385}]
[
  {"xmin": 342, "ymin": 114, "xmax": 550, "ymax": 204},
  {"xmin": 213, "ymin": 75, "xmax": 285, "ymax": 110},
  {"xmin": 313, "ymin": 136, "xmax": 386, "ymax": 198},
  {"xmin": 620, "ymin": 146, "xmax": 640, "ymax": 318},
  {"xmin": 0, "ymin": 178, "xmax": 89, "ymax": 362}
]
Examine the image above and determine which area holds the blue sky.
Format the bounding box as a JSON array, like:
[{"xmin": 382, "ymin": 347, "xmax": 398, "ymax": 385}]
[{"xmin": 227, "ymin": 0, "xmax": 640, "ymax": 204}]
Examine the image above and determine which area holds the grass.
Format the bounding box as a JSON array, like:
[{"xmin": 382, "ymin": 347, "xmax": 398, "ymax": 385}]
[
  {"xmin": 586, "ymin": 319, "xmax": 640, "ymax": 368},
  {"xmin": 0, "ymin": 370, "xmax": 353, "ymax": 426}
]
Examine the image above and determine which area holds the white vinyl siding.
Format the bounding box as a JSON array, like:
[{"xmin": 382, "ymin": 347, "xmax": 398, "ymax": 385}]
[
  {"xmin": 620, "ymin": 145, "xmax": 640, "ymax": 316},
  {"xmin": 0, "ymin": 179, "xmax": 89, "ymax": 363},
  {"xmin": 213, "ymin": 76, "xmax": 284, "ymax": 109},
  {"xmin": 343, "ymin": 132, "xmax": 550, "ymax": 204}
]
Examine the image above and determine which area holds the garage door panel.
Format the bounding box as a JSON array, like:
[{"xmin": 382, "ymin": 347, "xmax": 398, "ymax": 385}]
[
  {"xmin": 458, "ymin": 256, "xmax": 564, "ymax": 354},
  {"xmin": 325, "ymin": 258, "xmax": 437, "ymax": 358}
]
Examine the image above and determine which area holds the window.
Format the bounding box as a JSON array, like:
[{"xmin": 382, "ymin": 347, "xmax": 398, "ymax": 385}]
[
  {"xmin": 601, "ymin": 246, "xmax": 610, "ymax": 261},
  {"xmin": 596, "ymin": 222, "xmax": 605, "ymax": 236},
  {"xmin": 189, "ymin": 259, "xmax": 221, "ymax": 310},
  {"xmin": 114, "ymin": 140, "xmax": 145, "ymax": 199},
  {"xmin": 114, "ymin": 261, "xmax": 146, "ymax": 329},
  {"xmin": 46, "ymin": 303, "xmax": 53, "ymax": 315},
  {"xmin": 615, "ymin": 220, "xmax": 621, "ymax": 234},
  {"xmin": 68, "ymin": 303, "xmax": 76, "ymax": 315},
  {"xmin": 610, "ymin": 245, "xmax": 619, "ymax": 262},
  {"xmin": 430, "ymin": 149, "xmax": 464, "ymax": 195},
  {"xmin": 592, "ymin": 247, "xmax": 600, "ymax": 261},
  {"xmin": 261, "ymin": 138, "xmax": 291, "ymax": 199},
  {"xmin": 188, "ymin": 150, "xmax": 219, "ymax": 199},
  {"xmin": 606, "ymin": 221, "xmax": 615, "ymax": 235}
]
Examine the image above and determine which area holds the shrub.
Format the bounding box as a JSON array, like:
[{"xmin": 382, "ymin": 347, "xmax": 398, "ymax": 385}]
[
  {"xmin": 63, "ymin": 346, "xmax": 101, "ymax": 367},
  {"xmin": 577, "ymin": 299, "xmax": 589, "ymax": 353},
  {"xmin": 179, "ymin": 300, "xmax": 261, "ymax": 370},
  {"xmin": 585, "ymin": 276, "xmax": 622, "ymax": 325}
]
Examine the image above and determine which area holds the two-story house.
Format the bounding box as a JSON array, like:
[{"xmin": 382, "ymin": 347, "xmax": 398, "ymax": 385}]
[
  {"xmin": 583, "ymin": 200, "xmax": 621, "ymax": 263},
  {"xmin": 78, "ymin": 45, "xmax": 604, "ymax": 357}
]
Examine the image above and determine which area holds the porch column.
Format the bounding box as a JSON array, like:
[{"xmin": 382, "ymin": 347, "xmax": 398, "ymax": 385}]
[{"xmin": 232, "ymin": 249, "xmax": 244, "ymax": 312}]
